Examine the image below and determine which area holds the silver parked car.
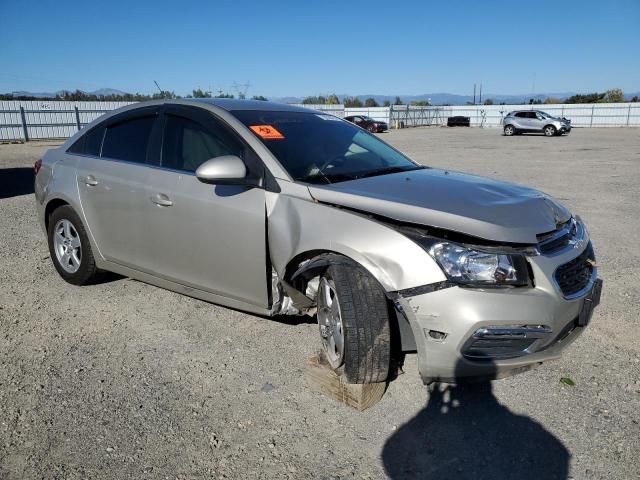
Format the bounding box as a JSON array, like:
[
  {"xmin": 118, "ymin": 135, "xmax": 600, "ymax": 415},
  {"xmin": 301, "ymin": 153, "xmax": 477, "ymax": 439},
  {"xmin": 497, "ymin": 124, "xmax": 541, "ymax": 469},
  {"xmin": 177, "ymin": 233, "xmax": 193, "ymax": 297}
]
[
  {"xmin": 503, "ymin": 110, "xmax": 572, "ymax": 136},
  {"xmin": 35, "ymin": 99, "xmax": 601, "ymax": 385}
]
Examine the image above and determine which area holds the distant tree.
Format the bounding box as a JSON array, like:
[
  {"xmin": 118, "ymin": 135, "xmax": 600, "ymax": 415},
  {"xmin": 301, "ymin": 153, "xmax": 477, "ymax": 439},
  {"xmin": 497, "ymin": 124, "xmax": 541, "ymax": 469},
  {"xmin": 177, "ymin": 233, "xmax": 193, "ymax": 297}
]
[
  {"xmin": 214, "ymin": 92, "xmax": 234, "ymax": 99},
  {"xmin": 343, "ymin": 97, "xmax": 363, "ymax": 108},
  {"xmin": 192, "ymin": 88, "xmax": 212, "ymax": 98},
  {"xmin": 152, "ymin": 90, "xmax": 178, "ymax": 99},
  {"xmin": 326, "ymin": 94, "xmax": 340, "ymax": 105},
  {"xmin": 383, "ymin": 100, "xmax": 391, "ymax": 107},
  {"xmin": 565, "ymin": 92, "xmax": 605, "ymax": 104},
  {"xmin": 603, "ymin": 88, "xmax": 624, "ymax": 103},
  {"xmin": 252, "ymin": 95, "xmax": 268, "ymax": 101},
  {"xmin": 410, "ymin": 100, "xmax": 430, "ymax": 106},
  {"xmin": 302, "ymin": 95, "xmax": 327, "ymax": 105},
  {"xmin": 364, "ymin": 97, "xmax": 379, "ymax": 107},
  {"xmin": 543, "ymin": 97, "xmax": 561, "ymax": 104},
  {"xmin": 631, "ymin": 95, "xmax": 640, "ymax": 102},
  {"xmin": 483, "ymin": 99, "xmax": 494, "ymax": 105},
  {"xmin": 393, "ymin": 96, "xmax": 403, "ymax": 105}
]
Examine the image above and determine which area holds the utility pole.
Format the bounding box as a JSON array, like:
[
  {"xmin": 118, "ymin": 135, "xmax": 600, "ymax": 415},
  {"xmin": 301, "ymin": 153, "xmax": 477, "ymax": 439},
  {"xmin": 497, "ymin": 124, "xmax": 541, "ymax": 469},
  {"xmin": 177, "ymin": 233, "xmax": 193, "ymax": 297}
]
[
  {"xmin": 473, "ymin": 84, "xmax": 476, "ymax": 105},
  {"xmin": 479, "ymin": 83, "xmax": 482, "ymax": 105}
]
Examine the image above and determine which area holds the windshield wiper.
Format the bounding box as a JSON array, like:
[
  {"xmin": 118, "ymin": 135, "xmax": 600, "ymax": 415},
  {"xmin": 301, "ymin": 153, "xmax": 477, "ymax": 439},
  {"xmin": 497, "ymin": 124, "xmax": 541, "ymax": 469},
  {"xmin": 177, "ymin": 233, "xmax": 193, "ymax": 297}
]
[
  {"xmin": 355, "ymin": 165, "xmax": 424, "ymax": 180},
  {"xmin": 298, "ymin": 172, "xmax": 356, "ymax": 184}
]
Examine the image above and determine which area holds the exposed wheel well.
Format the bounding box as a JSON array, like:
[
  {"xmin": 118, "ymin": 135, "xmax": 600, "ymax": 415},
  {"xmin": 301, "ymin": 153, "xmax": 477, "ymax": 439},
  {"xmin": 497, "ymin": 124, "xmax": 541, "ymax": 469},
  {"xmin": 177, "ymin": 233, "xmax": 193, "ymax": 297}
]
[
  {"xmin": 44, "ymin": 199, "xmax": 70, "ymax": 231},
  {"xmin": 283, "ymin": 250, "xmax": 414, "ymax": 355}
]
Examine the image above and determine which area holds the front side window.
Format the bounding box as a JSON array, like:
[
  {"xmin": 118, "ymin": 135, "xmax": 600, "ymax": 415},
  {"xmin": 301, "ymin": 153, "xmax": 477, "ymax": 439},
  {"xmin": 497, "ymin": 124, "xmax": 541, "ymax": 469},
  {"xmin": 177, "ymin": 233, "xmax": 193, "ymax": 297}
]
[
  {"xmin": 161, "ymin": 114, "xmax": 243, "ymax": 172},
  {"xmin": 101, "ymin": 115, "xmax": 156, "ymax": 163},
  {"xmin": 232, "ymin": 110, "xmax": 421, "ymax": 184}
]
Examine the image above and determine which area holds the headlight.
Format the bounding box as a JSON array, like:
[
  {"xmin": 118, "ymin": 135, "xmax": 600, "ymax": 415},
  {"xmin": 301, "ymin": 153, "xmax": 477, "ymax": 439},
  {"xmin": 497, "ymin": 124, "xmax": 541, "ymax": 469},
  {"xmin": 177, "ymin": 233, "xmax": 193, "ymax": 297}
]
[{"xmin": 428, "ymin": 242, "xmax": 529, "ymax": 286}]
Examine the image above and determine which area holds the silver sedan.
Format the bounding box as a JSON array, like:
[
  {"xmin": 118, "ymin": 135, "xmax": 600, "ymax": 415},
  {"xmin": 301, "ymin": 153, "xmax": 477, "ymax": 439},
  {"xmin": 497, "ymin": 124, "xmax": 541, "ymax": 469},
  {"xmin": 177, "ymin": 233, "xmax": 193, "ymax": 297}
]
[{"xmin": 35, "ymin": 99, "xmax": 601, "ymax": 385}]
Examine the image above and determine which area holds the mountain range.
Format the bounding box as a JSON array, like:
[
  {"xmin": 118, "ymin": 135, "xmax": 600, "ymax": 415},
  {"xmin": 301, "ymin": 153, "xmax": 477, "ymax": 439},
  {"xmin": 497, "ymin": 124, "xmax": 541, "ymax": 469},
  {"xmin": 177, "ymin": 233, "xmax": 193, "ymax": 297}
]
[{"xmin": 7, "ymin": 89, "xmax": 640, "ymax": 105}]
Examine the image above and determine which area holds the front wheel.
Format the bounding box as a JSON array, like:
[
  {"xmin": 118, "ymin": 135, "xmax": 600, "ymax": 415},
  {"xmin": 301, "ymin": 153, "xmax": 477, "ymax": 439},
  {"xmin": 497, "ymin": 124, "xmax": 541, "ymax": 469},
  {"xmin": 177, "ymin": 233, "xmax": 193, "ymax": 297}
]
[
  {"xmin": 544, "ymin": 125, "xmax": 557, "ymax": 137},
  {"xmin": 316, "ymin": 264, "xmax": 391, "ymax": 384},
  {"xmin": 504, "ymin": 125, "xmax": 516, "ymax": 136}
]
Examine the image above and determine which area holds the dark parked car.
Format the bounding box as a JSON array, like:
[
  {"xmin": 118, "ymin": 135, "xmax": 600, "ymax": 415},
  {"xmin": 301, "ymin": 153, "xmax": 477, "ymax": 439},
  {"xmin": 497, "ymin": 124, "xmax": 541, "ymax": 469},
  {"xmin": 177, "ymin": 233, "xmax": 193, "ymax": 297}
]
[
  {"xmin": 447, "ymin": 116, "xmax": 471, "ymax": 127},
  {"xmin": 345, "ymin": 115, "xmax": 388, "ymax": 132}
]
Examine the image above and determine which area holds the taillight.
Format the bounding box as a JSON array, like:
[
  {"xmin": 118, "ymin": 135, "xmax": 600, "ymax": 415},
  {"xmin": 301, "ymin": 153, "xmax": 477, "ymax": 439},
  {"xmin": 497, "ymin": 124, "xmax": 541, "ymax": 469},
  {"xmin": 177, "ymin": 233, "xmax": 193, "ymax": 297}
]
[{"xmin": 34, "ymin": 158, "xmax": 42, "ymax": 174}]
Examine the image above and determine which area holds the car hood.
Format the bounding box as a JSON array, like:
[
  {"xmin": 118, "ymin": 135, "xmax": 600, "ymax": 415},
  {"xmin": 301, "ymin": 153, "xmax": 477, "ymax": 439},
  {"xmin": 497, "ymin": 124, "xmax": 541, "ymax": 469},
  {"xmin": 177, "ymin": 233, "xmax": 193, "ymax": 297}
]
[{"xmin": 307, "ymin": 168, "xmax": 571, "ymax": 244}]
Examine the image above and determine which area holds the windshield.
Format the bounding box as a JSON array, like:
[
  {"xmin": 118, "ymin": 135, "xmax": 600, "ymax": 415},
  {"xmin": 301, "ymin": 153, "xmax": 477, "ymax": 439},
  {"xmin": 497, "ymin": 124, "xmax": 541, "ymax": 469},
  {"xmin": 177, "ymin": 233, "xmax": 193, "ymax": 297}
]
[{"xmin": 232, "ymin": 110, "xmax": 422, "ymax": 184}]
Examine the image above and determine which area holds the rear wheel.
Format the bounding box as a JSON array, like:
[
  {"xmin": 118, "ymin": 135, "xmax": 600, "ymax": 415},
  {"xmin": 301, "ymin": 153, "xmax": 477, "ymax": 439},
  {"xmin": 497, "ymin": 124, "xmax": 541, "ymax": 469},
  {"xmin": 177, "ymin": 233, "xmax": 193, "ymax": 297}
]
[
  {"xmin": 316, "ymin": 264, "xmax": 390, "ymax": 384},
  {"xmin": 504, "ymin": 125, "xmax": 516, "ymax": 136},
  {"xmin": 544, "ymin": 125, "xmax": 557, "ymax": 137},
  {"xmin": 48, "ymin": 205, "xmax": 100, "ymax": 285}
]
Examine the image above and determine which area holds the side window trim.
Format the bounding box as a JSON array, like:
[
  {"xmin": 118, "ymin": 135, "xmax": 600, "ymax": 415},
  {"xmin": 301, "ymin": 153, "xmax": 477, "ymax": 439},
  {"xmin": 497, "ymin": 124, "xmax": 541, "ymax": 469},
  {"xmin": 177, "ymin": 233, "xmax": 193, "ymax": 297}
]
[
  {"xmin": 160, "ymin": 105, "xmax": 254, "ymax": 174},
  {"xmin": 100, "ymin": 108, "xmax": 161, "ymax": 165}
]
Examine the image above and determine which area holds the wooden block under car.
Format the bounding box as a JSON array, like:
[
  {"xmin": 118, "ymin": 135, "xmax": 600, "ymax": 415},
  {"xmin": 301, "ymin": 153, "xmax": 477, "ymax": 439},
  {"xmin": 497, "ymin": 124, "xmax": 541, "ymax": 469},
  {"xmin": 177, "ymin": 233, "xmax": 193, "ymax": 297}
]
[{"xmin": 305, "ymin": 355, "xmax": 387, "ymax": 411}]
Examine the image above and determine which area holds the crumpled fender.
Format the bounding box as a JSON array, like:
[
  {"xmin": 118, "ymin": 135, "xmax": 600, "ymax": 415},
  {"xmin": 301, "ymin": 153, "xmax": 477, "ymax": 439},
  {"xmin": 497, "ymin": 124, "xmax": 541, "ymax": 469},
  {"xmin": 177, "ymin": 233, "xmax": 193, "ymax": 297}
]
[{"xmin": 265, "ymin": 182, "xmax": 445, "ymax": 293}]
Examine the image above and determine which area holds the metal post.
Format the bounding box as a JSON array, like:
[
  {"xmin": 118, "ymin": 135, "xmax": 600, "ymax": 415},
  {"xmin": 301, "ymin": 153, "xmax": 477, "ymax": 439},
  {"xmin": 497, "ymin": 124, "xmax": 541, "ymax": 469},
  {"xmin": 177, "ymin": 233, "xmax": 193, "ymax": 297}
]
[
  {"xmin": 627, "ymin": 104, "xmax": 632, "ymax": 126},
  {"xmin": 74, "ymin": 106, "xmax": 81, "ymax": 131},
  {"xmin": 590, "ymin": 104, "xmax": 595, "ymax": 127},
  {"xmin": 19, "ymin": 106, "xmax": 29, "ymax": 142}
]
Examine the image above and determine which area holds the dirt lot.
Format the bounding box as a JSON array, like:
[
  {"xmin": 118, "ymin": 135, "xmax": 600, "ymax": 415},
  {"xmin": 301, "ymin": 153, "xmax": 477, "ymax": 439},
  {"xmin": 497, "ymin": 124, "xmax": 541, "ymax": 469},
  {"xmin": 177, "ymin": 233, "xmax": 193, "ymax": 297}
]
[{"xmin": 1, "ymin": 127, "xmax": 639, "ymax": 479}]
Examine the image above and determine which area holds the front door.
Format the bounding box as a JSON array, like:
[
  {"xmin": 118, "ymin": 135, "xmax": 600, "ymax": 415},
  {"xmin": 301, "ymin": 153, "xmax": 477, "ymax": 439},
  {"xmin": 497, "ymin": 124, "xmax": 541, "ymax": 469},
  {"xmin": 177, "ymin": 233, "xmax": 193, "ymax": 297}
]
[{"xmin": 141, "ymin": 105, "xmax": 269, "ymax": 309}]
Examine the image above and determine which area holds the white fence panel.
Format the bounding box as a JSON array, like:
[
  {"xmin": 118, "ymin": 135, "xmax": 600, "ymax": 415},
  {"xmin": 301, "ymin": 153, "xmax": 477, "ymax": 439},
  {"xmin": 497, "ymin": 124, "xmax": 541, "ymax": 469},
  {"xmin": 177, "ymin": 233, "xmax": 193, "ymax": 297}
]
[
  {"xmin": 391, "ymin": 103, "xmax": 640, "ymax": 128},
  {"xmin": 0, "ymin": 100, "xmax": 133, "ymax": 141},
  {"xmin": 3, "ymin": 101, "xmax": 639, "ymax": 141},
  {"xmin": 292, "ymin": 104, "xmax": 345, "ymax": 117}
]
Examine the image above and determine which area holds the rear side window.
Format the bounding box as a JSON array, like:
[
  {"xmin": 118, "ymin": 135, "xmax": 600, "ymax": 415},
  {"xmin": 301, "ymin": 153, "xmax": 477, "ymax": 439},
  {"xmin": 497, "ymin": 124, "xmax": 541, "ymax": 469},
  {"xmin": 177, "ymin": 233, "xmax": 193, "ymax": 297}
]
[
  {"xmin": 101, "ymin": 116, "xmax": 156, "ymax": 163},
  {"xmin": 161, "ymin": 114, "xmax": 243, "ymax": 172},
  {"xmin": 515, "ymin": 112, "xmax": 527, "ymax": 118},
  {"xmin": 67, "ymin": 126, "xmax": 104, "ymax": 156}
]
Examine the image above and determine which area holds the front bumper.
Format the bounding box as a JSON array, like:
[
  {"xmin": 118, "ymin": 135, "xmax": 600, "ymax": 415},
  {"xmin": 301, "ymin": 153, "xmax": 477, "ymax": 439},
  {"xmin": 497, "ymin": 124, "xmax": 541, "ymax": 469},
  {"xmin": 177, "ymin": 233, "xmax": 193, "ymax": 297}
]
[
  {"xmin": 559, "ymin": 125, "xmax": 572, "ymax": 134},
  {"xmin": 395, "ymin": 244, "xmax": 600, "ymax": 383}
]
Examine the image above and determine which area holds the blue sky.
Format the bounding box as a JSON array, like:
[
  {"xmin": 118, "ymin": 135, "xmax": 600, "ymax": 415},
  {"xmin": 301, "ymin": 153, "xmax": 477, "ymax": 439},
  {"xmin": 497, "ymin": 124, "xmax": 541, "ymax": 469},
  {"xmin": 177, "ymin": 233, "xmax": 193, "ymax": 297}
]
[{"xmin": 1, "ymin": 0, "xmax": 638, "ymax": 97}]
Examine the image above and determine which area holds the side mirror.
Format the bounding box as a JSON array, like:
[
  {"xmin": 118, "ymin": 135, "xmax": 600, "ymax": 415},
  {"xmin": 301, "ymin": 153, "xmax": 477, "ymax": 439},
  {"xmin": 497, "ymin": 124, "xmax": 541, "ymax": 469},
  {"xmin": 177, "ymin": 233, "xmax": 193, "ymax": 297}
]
[{"xmin": 195, "ymin": 155, "xmax": 248, "ymax": 185}]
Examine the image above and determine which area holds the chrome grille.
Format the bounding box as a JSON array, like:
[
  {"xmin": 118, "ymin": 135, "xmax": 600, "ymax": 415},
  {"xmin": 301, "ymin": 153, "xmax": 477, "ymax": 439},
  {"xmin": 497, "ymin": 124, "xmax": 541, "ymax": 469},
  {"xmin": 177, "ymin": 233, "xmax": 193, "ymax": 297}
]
[{"xmin": 537, "ymin": 219, "xmax": 579, "ymax": 255}]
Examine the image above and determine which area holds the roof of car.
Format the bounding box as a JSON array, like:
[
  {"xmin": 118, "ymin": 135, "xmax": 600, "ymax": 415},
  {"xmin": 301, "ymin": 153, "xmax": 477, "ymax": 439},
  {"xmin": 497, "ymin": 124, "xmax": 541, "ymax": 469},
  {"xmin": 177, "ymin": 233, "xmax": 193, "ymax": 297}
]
[{"xmin": 188, "ymin": 98, "xmax": 312, "ymax": 113}]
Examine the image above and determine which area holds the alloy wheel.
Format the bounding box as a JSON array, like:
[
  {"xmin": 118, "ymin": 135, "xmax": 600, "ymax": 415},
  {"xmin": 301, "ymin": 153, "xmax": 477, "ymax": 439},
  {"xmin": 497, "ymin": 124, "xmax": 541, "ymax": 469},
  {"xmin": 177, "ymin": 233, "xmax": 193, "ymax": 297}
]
[
  {"xmin": 317, "ymin": 278, "xmax": 345, "ymax": 368},
  {"xmin": 53, "ymin": 219, "xmax": 82, "ymax": 273}
]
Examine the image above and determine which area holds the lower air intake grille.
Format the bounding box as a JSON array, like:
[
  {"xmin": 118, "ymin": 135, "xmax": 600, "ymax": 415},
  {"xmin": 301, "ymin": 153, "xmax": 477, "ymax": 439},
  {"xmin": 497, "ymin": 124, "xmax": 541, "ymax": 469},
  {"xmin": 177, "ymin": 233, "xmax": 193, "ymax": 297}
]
[{"xmin": 554, "ymin": 243, "xmax": 594, "ymax": 297}]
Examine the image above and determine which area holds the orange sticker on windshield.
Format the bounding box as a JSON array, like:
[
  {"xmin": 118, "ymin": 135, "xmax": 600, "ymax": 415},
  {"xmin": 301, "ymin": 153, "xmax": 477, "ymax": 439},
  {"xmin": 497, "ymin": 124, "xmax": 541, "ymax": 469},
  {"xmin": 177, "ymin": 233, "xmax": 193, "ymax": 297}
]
[{"xmin": 250, "ymin": 125, "xmax": 284, "ymax": 140}]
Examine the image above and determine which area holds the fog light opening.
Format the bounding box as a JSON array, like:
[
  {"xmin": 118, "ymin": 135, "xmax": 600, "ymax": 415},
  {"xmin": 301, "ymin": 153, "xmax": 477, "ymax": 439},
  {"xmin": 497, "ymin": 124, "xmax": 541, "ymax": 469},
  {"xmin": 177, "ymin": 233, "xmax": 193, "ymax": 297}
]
[{"xmin": 426, "ymin": 329, "xmax": 448, "ymax": 341}]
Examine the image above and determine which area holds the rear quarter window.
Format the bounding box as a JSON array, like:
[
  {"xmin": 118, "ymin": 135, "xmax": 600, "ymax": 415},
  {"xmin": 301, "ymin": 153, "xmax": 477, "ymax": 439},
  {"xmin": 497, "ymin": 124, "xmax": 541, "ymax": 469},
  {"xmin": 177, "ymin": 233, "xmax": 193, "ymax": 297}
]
[{"xmin": 67, "ymin": 126, "xmax": 104, "ymax": 156}]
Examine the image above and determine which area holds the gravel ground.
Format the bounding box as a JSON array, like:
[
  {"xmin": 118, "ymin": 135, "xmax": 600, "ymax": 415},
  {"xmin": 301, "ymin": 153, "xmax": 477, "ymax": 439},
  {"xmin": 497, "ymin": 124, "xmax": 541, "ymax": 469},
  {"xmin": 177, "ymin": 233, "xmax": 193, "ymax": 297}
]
[{"xmin": 1, "ymin": 128, "xmax": 639, "ymax": 480}]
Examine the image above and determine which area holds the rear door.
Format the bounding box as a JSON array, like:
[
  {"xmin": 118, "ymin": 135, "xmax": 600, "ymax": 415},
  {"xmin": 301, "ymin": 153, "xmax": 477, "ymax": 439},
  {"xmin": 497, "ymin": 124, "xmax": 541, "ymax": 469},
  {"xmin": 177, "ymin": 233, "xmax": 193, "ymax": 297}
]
[
  {"xmin": 76, "ymin": 107, "xmax": 162, "ymax": 267},
  {"xmin": 512, "ymin": 112, "xmax": 529, "ymax": 130},
  {"xmin": 140, "ymin": 105, "xmax": 269, "ymax": 308}
]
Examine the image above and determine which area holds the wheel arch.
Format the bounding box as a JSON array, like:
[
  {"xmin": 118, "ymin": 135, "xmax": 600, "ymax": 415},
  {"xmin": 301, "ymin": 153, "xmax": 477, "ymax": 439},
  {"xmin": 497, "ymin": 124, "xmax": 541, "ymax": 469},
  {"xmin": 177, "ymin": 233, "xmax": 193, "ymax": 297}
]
[
  {"xmin": 44, "ymin": 197, "xmax": 71, "ymax": 231},
  {"xmin": 282, "ymin": 249, "xmax": 417, "ymax": 354}
]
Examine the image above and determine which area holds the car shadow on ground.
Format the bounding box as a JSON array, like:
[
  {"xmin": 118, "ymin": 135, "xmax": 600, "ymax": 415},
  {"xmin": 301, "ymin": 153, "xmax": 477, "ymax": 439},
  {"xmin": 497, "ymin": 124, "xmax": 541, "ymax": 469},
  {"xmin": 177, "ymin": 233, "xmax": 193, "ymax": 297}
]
[
  {"xmin": 382, "ymin": 359, "xmax": 569, "ymax": 480},
  {"xmin": 0, "ymin": 167, "xmax": 34, "ymax": 199}
]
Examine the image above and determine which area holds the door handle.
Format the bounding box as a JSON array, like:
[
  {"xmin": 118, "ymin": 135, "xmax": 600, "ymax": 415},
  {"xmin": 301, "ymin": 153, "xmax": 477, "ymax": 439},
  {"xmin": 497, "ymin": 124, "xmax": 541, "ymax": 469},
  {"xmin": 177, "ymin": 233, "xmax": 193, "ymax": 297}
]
[
  {"xmin": 151, "ymin": 193, "xmax": 173, "ymax": 207},
  {"xmin": 84, "ymin": 175, "xmax": 98, "ymax": 186}
]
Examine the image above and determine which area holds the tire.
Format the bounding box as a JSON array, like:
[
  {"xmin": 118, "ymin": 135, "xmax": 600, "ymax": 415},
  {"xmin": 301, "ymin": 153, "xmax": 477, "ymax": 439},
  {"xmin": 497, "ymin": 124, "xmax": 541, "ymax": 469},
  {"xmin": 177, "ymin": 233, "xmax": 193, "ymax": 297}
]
[
  {"xmin": 504, "ymin": 125, "xmax": 516, "ymax": 136},
  {"xmin": 47, "ymin": 205, "xmax": 100, "ymax": 285},
  {"xmin": 316, "ymin": 264, "xmax": 390, "ymax": 384},
  {"xmin": 544, "ymin": 125, "xmax": 557, "ymax": 137}
]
